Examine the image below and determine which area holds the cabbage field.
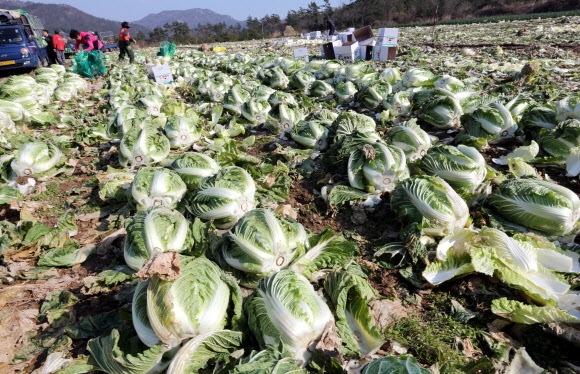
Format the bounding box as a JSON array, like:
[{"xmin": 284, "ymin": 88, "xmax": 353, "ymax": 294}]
[{"xmin": 1, "ymin": 14, "xmax": 580, "ymax": 374}]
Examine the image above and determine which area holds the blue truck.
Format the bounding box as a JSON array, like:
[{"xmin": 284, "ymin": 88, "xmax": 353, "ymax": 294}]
[
  {"xmin": 97, "ymin": 31, "xmax": 119, "ymax": 52},
  {"xmin": 0, "ymin": 9, "xmax": 44, "ymax": 72}
]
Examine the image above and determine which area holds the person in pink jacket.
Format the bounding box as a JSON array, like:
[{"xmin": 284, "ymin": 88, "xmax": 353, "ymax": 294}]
[{"xmin": 69, "ymin": 29, "xmax": 103, "ymax": 52}]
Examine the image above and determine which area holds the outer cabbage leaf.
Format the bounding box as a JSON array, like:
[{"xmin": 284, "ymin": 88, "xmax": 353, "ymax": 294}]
[
  {"xmin": 87, "ymin": 329, "xmax": 172, "ymax": 374},
  {"xmin": 290, "ymin": 120, "xmax": 329, "ymax": 150},
  {"xmin": 10, "ymin": 141, "xmax": 64, "ymax": 178},
  {"xmin": 131, "ymin": 167, "xmax": 187, "ymax": 211},
  {"xmin": 132, "ymin": 279, "xmax": 161, "ymax": 347},
  {"xmin": 423, "ymin": 252, "xmax": 475, "ymax": 285},
  {"xmin": 335, "ymin": 81, "xmax": 358, "ymax": 103},
  {"xmin": 412, "ymin": 88, "xmax": 462, "ymax": 129},
  {"xmin": 385, "ymin": 118, "xmax": 434, "ymax": 161},
  {"xmin": 362, "ymin": 355, "xmax": 430, "ymax": 374},
  {"xmin": 348, "ymin": 142, "xmax": 409, "ymax": 193},
  {"xmin": 491, "ymin": 298, "xmax": 580, "ymax": 324},
  {"xmin": 99, "ymin": 171, "xmax": 135, "ymax": 202},
  {"xmin": 555, "ymin": 93, "xmax": 580, "ymax": 122},
  {"xmin": 391, "ymin": 175, "xmax": 469, "ymax": 237},
  {"xmin": 420, "ymin": 144, "xmax": 486, "ymax": 194},
  {"xmin": 123, "ymin": 207, "xmax": 193, "ymax": 271},
  {"xmin": 166, "ymin": 330, "xmax": 243, "ymax": 374},
  {"xmin": 231, "ymin": 345, "xmax": 306, "ymax": 374},
  {"xmin": 220, "ymin": 208, "xmax": 308, "ymax": 281},
  {"xmin": 324, "ymin": 269, "xmax": 385, "ymax": 357},
  {"xmin": 170, "ymin": 152, "xmax": 220, "ymax": 190},
  {"xmin": 402, "ymin": 68, "xmax": 437, "ymax": 88},
  {"xmin": 119, "ymin": 124, "xmax": 171, "ymax": 168},
  {"xmin": 147, "ymin": 257, "xmax": 243, "ymax": 348},
  {"xmin": 290, "ymin": 228, "xmax": 357, "ymax": 280},
  {"xmin": 164, "ymin": 113, "xmax": 202, "ymax": 150},
  {"xmin": 245, "ymin": 270, "xmax": 334, "ymax": 365},
  {"xmin": 189, "ymin": 166, "xmax": 256, "ymax": 229},
  {"xmin": 488, "ymin": 178, "xmax": 580, "ymax": 236},
  {"xmin": 461, "ymin": 102, "xmax": 517, "ymax": 143}
]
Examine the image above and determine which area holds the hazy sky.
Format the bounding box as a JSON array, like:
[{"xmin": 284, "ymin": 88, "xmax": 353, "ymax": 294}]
[{"xmin": 31, "ymin": 0, "xmax": 349, "ymax": 22}]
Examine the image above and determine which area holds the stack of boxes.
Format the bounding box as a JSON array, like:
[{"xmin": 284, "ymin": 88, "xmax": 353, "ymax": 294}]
[
  {"xmin": 320, "ymin": 26, "xmax": 399, "ymax": 62},
  {"xmin": 373, "ymin": 28, "xmax": 399, "ymax": 61}
]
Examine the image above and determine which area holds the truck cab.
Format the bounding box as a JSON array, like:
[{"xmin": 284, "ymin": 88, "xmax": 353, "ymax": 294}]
[
  {"xmin": 0, "ymin": 9, "xmax": 44, "ymax": 72},
  {"xmin": 97, "ymin": 31, "xmax": 118, "ymax": 52}
]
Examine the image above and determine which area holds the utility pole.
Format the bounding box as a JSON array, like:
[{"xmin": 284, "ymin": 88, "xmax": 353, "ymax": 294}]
[{"xmin": 431, "ymin": 2, "xmax": 439, "ymax": 44}]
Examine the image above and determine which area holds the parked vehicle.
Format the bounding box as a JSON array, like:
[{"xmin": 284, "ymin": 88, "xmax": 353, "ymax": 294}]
[
  {"xmin": 0, "ymin": 9, "xmax": 44, "ymax": 72},
  {"xmin": 97, "ymin": 31, "xmax": 118, "ymax": 52}
]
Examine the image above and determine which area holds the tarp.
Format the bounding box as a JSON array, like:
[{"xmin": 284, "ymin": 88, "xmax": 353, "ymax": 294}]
[{"xmin": 71, "ymin": 50, "xmax": 107, "ymax": 79}]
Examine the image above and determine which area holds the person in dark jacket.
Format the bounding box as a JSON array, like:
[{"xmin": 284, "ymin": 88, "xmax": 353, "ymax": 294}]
[
  {"xmin": 324, "ymin": 16, "xmax": 336, "ymax": 36},
  {"xmin": 118, "ymin": 21, "xmax": 135, "ymax": 63},
  {"xmin": 41, "ymin": 29, "xmax": 55, "ymax": 66}
]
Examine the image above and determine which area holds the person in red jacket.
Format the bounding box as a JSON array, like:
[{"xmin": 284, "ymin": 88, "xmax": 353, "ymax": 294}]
[
  {"xmin": 118, "ymin": 21, "xmax": 135, "ymax": 63},
  {"xmin": 69, "ymin": 29, "xmax": 103, "ymax": 52},
  {"xmin": 52, "ymin": 30, "xmax": 66, "ymax": 66}
]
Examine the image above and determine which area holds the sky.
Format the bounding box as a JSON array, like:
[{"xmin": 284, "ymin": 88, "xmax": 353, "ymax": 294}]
[{"xmin": 31, "ymin": 0, "xmax": 350, "ymax": 22}]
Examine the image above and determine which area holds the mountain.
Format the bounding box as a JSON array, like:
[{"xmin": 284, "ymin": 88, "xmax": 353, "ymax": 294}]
[
  {"xmin": 133, "ymin": 8, "xmax": 244, "ymax": 30},
  {"xmin": 0, "ymin": 0, "xmax": 150, "ymax": 35}
]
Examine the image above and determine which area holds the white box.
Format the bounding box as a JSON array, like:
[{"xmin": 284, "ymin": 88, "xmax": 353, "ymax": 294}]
[
  {"xmin": 337, "ymin": 32, "xmax": 353, "ymax": 43},
  {"xmin": 373, "ymin": 44, "xmax": 397, "ymax": 61},
  {"xmin": 310, "ymin": 31, "xmax": 322, "ymax": 39},
  {"xmin": 352, "ymin": 26, "xmax": 374, "ymax": 46},
  {"xmin": 346, "ymin": 28, "xmax": 355, "ymax": 32},
  {"xmin": 334, "ymin": 41, "xmax": 360, "ymax": 62},
  {"xmin": 293, "ymin": 47, "xmax": 309, "ymax": 62},
  {"xmin": 377, "ymin": 28, "xmax": 399, "ymax": 44},
  {"xmin": 151, "ymin": 64, "xmax": 173, "ymax": 84},
  {"xmin": 360, "ymin": 45, "xmax": 374, "ymax": 60},
  {"xmin": 321, "ymin": 40, "xmax": 341, "ymax": 59}
]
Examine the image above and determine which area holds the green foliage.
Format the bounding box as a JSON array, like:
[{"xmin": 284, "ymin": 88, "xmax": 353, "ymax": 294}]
[{"xmin": 386, "ymin": 294, "xmax": 486, "ymax": 366}]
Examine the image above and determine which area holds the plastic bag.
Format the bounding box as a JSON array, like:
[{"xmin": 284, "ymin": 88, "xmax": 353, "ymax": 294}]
[
  {"xmin": 157, "ymin": 41, "xmax": 176, "ymax": 57},
  {"xmin": 71, "ymin": 51, "xmax": 107, "ymax": 79}
]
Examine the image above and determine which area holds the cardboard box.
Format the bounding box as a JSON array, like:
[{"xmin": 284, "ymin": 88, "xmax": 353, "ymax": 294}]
[
  {"xmin": 377, "ymin": 28, "xmax": 399, "ymax": 45},
  {"xmin": 360, "ymin": 45, "xmax": 374, "ymax": 61},
  {"xmin": 334, "ymin": 41, "xmax": 360, "ymax": 62},
  {"xmin": 372, "ymin": 45, "xmax": 397, "ymax": 61},
  {"xmin": 353, "ymin": 26, "xmax": 374, "ymax": 46},
  {"xmin": 293, "ymin": 46, "xmax": 309, "ymax": 62},
  {"xmin": 337, "ymin": 32, "xmax": 352, "ymax": 43},
  {"xmin": 151, "ymin": 64, "xmax": 173, "ymax": 84},
  {"xmin": 322, "ymin": 40, "xmax": 341, "ymax": 59},
  {"xmin": 310, "ymin": 31, "xmax": 322, "ymax": 39}
]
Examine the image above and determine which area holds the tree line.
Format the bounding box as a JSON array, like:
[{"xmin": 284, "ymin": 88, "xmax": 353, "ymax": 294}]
[{"xmin": 134, "ymin": 0, "xmax": 577, "ymax": 45}]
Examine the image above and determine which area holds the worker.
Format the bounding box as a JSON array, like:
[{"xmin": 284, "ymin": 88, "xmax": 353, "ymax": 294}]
[
  {"xmin": 324, "ymin": 16, "xmax": 336, "ymax": 37},
  {"xmin": 42, "ymin": 29, "xmax": 55, "ymax": 65},
  {"xmin": 69, "ymin": 29, "xmax": 103, "ymax": 52},
  {"xmin": 118, "ymin": 21, "xmax": 136, "ymax": 64},
  {"xmin": 53, "ymin": 30, "xmax": 66, "ymax": 66}
]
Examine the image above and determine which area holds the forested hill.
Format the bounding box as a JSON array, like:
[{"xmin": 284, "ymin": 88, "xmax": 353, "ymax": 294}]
[
  {"xmin": 297, "ymin": 0, "xmax": 580, "ymax": 30},
  {"xmin": 133, "ymin": 8, "xmax": 244, "ymax": 30}
]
